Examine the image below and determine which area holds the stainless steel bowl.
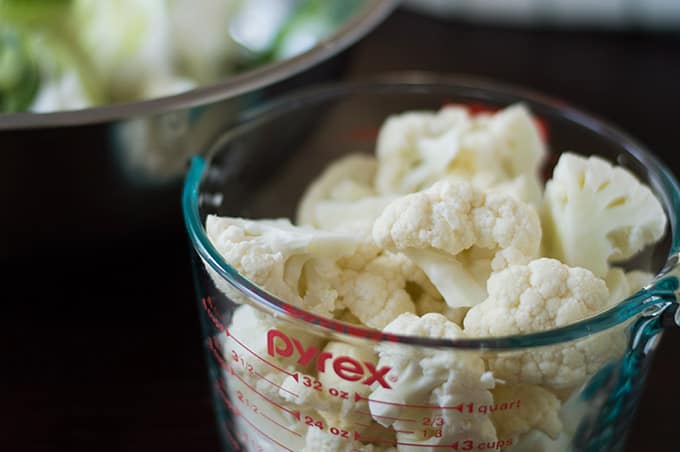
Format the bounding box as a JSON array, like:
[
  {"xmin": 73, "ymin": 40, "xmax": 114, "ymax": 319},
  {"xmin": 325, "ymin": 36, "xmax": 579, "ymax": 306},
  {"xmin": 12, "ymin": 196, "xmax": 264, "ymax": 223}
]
[{"xmin": 0, "ymin": 0, "xmax": 396, "ymax": 260}]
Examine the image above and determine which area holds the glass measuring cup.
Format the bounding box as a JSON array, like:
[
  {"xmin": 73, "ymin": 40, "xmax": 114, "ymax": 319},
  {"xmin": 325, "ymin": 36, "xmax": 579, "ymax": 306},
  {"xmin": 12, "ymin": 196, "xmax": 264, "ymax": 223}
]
[{"xmin": 182, "ymin": 74, "xmax": 680, "ymax": 452}]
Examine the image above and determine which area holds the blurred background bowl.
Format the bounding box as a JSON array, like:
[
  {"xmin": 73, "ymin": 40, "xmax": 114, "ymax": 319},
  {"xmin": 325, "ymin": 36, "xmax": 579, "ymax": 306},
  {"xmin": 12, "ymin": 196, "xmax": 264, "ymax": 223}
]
[{"xmin": 0, "ymin": 0, "xmax": 396, "ymax": 261}]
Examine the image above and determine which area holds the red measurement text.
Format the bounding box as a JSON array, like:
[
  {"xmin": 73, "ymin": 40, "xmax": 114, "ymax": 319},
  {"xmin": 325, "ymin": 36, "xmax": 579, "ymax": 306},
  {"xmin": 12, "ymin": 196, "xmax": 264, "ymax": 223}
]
[
  {"xmin": 452, "ymin": 439, "xmax": 513, "ymax": 450},
  {"xmin": 299, "ymin": 375, "xmax": 352, "ymax": 400},
  {"xmin": 303, "ymin": 414, "xmax": 350, "ymax": 438}
]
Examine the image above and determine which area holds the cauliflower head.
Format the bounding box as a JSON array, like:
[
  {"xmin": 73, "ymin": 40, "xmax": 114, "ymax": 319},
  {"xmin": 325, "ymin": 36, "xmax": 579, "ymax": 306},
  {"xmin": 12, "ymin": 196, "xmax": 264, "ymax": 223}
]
[
  {"xmin": 464, "ymin": 258, "xmax": 626, "ymax": 389},
  {"xmin": 541, "ymin": 152, "xmax": 667, "ymax": 278},
  {"xmin": 373, "ymin": 180, "xmax": 541, "ymax": 307},
  {"xmin": 369, "ymin": 313, "xmax": 497, "ymax": 450},
  {"xmin": 374, "ymin": 104, "xmax": 545, "ymax": 205}
]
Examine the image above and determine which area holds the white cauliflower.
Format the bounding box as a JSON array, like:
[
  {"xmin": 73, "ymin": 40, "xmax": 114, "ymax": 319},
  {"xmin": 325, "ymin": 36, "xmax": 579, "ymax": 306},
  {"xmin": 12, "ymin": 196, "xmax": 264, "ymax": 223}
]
[
  {"xmin": 505, "ymin": 389, "xmax": 590, "ymax": 452},
  {"xmin": 490, "ymin": 384, "xmax": 562, "ymax": 441},
  {"xmin": 374, "ymin": 104, "xmax": 545, "ymax": 205},
  {"xmin": 369, "ymin": 313, "xmax": 497, "ymax": 451},
  {"xmin": 207, "ymin": 215, "xmax": 426, "ymax": 329},
  {"xmin": 337, "ymin": 253, "xmax": 418, "ymax": 329},
  {"xmin": 373, "ymin": 180, "xmax": 541, "ymax": 307},
  {"xmin": 464, "ymin": 258, "xmax": 625, "ymax": 390},
  {"xmin": 604, "ymin": 268, "xmax": 654, "ymax": 306},
  {"xmin": 206, "ymin": 215, "xmax": 366, "ymax": 316},
  {"xmin": 297, "ymin": 154, "xmax": 396, "ymax": 233},
  {"xmin": 307, "ymin": 196, "xmax": 398, "ymax": 234},
  {"xmin": 541, "ymin": 152, "xmax": 667, "ymax": 278}
]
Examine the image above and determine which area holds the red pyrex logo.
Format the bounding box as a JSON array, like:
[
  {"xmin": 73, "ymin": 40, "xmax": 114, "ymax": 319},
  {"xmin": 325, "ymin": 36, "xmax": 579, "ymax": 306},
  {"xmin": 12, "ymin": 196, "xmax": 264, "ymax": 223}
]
[{"xmin": 266, "ymin": 329, "xmax": 392, "ymax": 389}]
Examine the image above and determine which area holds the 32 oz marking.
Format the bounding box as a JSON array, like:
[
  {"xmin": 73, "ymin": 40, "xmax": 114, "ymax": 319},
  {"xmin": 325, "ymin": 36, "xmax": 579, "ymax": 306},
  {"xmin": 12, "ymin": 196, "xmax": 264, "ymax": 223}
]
[{"xmin": 300, "ymin": 376, "xmax": 349, "ymax": 400}]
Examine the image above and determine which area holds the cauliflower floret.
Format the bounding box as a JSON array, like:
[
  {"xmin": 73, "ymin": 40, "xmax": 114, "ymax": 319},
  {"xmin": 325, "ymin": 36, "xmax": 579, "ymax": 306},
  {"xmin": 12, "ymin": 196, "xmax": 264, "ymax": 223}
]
[
  {"xmin": 604, "ymin": 268, "xmax": 654, "ymax": 305},
  {"xmin": 297, "ymin": 154, "xmax": 396, "ymax": 233},
  {"xmin": 373, "ymin": 180, "xmax": 541, "ymax": 307},
  {"xmin": 308, "ymin": 196, "xmax": 398, "ymax": 234},
  {"xmin": 464, "ymin": 258, "xmax": 625, "ymax": 389},
  {"xmin": 464, "ymin": 258, "xmax": 608, "ymax": 335},
  {"xmin": 337, "ymin": 253, "xmax": 417, "ymax": 329},
  {"xmin": 207, "ymin": 215, "xmax": 422, "ymax": 329},
  {"xmin": 541, "ymin": 153, "xmax": 667, "ymax": 278},
  {"xmin": 505, "ymin": 389, "xmax": 589, "ymax": 452},
  {"xmin": 374, "ymin": 104, "xmax": 545, "ymax": 205},
  {"xmin": 206, "ymin": 216, "xmax": 365, "ymax": 316},
  {"xmin": 368, "ymin": 313, "xmax": 497, "ymax": 450},
  {"xmin": 490, "ymin": 384, "xmax": 562, "ymax": 441}
]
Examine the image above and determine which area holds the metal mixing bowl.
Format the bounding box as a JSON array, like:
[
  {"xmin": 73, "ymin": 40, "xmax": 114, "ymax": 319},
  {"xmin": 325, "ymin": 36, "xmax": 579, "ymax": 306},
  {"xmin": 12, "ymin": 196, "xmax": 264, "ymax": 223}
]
[{"xmin": 0, "ymin": 0, "xmax": 396, "ymax": 260}]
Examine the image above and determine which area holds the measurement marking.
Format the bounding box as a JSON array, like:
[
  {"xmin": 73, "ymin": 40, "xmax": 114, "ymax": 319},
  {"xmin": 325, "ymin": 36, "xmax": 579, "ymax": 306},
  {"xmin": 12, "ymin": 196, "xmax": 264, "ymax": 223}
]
[
  {"xmin": 229, "ymin": 367, "xmax": 301, "ymax": 420},
  {"xmin": 254, "ymin": 371, "xmax": 299, "ymax": 398},
  {"xmin": 215, "ymin": 381, "xmax": 295, "ymax": 452},
  {"xmin": 353, "ymin": 422, "xmax": 413, "ymax": 434},
  {"xmin": 260, "ymin": 411, "xmax": 302, "ymax": 437},
  {"xmin": 227, "ymin": 329, "xmax": 298, "ymax": 381},
  {"xmin": 210, "ymin": 337, "xmax": 298, "ymax": 398},
  {"xmin": 208, "ymin": 336, "xmax": 230, "ymax": 370},
  {"xmin": 355, "ymin": 432, "xmax": 457, "ymax": 448},
  {"xmin": 215, "ymin": 380, "xmax": 241, "ymax": 417},
  {"xmin": 222, "ymin": 424, "xmax": 243, "ymax": 452},
  {"xmin": 356, "ymin": 393, "xmax": 465, "ymax": 411},
  {"xmin": 202, "ymin": 297, "xmax": 226, "ymax": 333},
  {"xmin": 354, "ymin": 409, "xmax": 416, "ymax": 423}
]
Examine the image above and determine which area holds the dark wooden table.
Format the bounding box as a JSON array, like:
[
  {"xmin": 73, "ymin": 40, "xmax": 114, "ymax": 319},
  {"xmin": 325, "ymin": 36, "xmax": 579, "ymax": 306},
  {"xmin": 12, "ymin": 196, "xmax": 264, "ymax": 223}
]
[{"xmin": 3, "ymin": 8, "xmax": 680, "ymax": 452}]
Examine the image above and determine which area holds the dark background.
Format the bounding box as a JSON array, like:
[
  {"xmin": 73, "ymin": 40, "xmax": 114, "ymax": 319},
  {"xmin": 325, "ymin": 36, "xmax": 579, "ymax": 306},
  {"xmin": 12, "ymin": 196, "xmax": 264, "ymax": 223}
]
[{"xmin": 3, "ymin": 8, "xmax": 680, "ymax": 451}]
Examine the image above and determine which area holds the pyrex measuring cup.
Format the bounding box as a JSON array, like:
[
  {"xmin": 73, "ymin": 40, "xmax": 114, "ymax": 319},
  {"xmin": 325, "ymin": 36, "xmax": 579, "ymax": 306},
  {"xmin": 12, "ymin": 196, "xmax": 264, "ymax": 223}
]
[{"xmin": 182, "ymin": 74, "xmax": 680, "ymax": 452}]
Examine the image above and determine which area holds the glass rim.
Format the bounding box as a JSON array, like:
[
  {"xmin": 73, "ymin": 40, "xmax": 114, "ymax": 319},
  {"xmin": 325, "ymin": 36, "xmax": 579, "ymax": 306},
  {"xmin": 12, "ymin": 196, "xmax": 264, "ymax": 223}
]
[{"xmin": 182, "ymin": 73, "xmax": 680, "ymax": 350}]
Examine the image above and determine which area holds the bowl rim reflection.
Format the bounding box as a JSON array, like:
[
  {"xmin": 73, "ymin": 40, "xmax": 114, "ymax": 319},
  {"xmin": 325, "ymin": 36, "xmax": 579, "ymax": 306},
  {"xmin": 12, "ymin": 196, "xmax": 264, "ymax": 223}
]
[
  {"xmin": 183, "ymin": 72, "xmax": 680, "ymax": 350},
  {"xmin": 0, "ymin": 0, "xmax": 397, "ymax": 130}
]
